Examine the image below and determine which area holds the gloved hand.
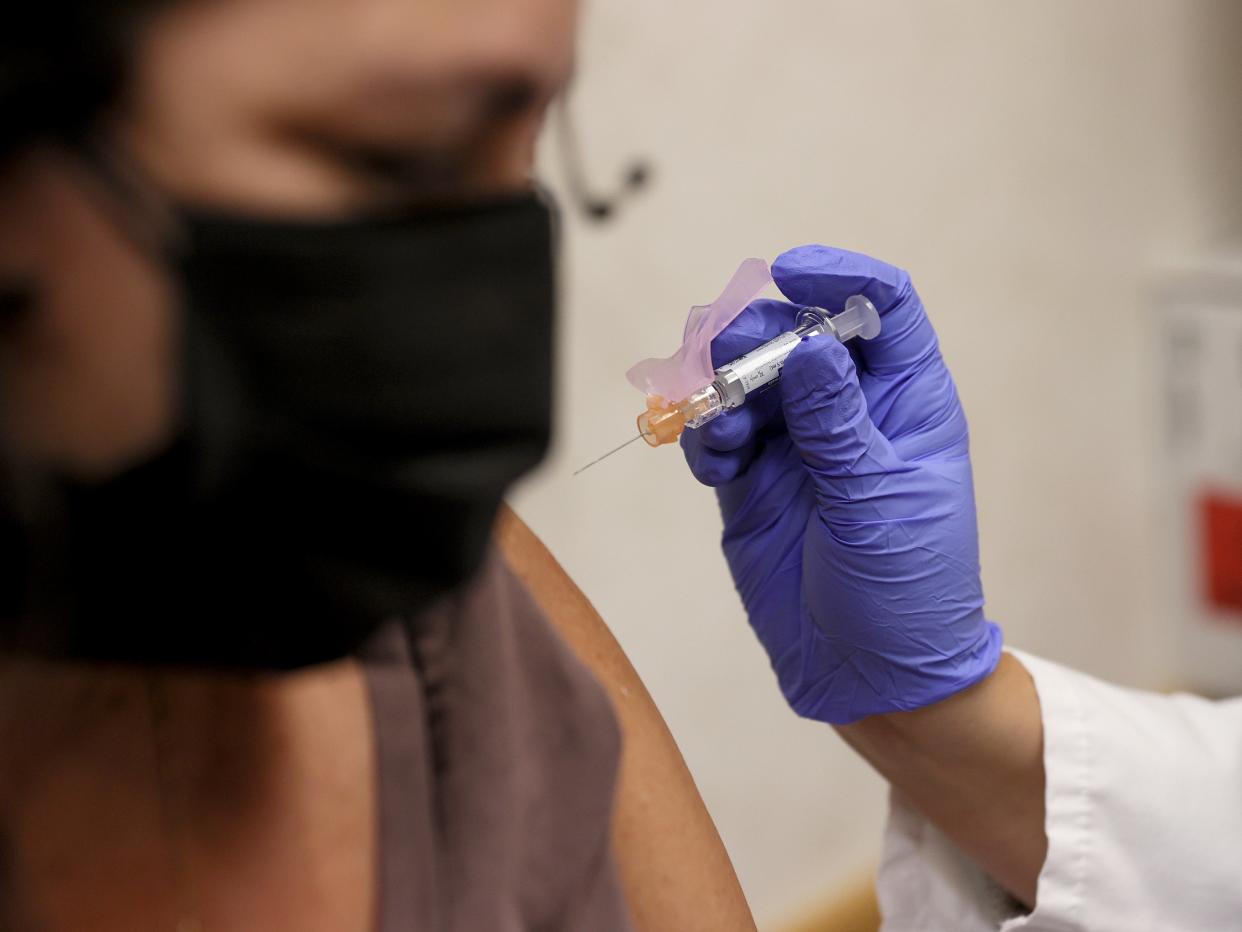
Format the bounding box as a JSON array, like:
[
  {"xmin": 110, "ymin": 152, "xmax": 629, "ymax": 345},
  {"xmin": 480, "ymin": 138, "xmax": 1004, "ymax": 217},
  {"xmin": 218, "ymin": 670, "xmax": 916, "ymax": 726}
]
[{"xmin": 682, "ymin": 246, "xmax": 1002, "ymax": 724}]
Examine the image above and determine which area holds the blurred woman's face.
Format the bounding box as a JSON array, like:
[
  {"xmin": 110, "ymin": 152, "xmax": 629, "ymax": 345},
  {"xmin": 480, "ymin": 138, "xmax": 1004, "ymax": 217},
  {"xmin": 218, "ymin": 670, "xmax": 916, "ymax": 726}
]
[{"xmin": 0, "ymin": 0, "xmax": 576, "ymax": 476}]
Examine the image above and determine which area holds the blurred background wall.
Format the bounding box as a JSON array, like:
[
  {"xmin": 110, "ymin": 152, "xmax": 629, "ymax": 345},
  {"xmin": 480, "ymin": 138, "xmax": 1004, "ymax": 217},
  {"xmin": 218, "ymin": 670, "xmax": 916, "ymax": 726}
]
[{"xmin": 511, "ymin": 1, "xmax": 1242, "ymax": 926}]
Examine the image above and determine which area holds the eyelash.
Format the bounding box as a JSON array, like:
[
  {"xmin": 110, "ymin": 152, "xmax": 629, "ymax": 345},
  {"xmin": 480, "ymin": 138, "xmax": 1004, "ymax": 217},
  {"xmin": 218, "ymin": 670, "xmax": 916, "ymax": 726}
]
[{"xmin": 334, "ymin": 144, "xmax": 462, "ymax": 191}]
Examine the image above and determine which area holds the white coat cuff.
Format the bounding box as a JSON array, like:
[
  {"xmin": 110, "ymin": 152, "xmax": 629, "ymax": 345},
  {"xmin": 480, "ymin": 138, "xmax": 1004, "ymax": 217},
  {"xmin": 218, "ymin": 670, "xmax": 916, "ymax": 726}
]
[
  {"xmin": 876, "ymin": 649, "xmax": 1091, "ymax": 931},
  {"xmin": 1000, "ymin": 648, "xmax": 1091, "ymax": 927}
]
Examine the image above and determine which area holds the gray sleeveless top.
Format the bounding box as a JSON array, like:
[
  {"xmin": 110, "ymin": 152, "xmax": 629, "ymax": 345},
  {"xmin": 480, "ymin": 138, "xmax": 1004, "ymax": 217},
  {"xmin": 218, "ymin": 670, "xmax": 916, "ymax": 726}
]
[{"xmin": 357, "ymin": 550, "xmax": 634, "ymax": 931}]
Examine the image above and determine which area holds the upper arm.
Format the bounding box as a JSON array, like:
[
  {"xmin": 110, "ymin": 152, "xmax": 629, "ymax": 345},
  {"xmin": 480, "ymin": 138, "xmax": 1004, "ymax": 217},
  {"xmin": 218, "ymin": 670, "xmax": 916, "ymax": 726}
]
[{"xmin": 494, "ymin": 505, "xmax": 756, "ymax": 932}]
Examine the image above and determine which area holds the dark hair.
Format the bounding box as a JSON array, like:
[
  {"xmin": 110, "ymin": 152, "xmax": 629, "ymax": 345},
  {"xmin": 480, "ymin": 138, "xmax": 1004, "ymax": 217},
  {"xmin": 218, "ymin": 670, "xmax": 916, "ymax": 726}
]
[{"xmin": 1, "ymin": 4, "xmax": 170, "ymax": 164}]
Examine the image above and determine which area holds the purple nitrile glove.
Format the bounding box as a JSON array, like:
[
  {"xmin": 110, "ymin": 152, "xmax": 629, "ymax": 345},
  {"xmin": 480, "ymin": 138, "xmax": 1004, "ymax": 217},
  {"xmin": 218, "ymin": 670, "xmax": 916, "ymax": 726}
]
[{"xmin": 681, "ymin": 245, "xmax": 1002, "ymax": 725}]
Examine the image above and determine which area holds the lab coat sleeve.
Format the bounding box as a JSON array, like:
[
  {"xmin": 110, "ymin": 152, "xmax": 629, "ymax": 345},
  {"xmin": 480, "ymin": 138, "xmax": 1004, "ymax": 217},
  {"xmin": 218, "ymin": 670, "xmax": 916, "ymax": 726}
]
[{"xmin": 875, "ymin": 649, "xmax": 1242, "ymax": 932}]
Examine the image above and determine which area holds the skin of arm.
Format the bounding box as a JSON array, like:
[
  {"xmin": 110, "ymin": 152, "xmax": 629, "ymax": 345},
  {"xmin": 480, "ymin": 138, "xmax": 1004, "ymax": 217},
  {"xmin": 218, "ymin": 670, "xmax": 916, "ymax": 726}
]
[
  {"xmin": 495, "ymin": 506, "xmax": 757, "ymax": 932},
  {"xmin": 836, "ymin": 653, "xmax": 1048, "ymax": 908}
]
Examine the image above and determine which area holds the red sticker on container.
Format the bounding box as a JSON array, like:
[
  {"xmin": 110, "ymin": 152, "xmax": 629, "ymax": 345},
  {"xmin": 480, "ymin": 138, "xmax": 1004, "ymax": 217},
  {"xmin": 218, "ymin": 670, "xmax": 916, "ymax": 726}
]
[{"xmin": 1201, "ymin": 489, "xmax": 1242, "ymax": 620}]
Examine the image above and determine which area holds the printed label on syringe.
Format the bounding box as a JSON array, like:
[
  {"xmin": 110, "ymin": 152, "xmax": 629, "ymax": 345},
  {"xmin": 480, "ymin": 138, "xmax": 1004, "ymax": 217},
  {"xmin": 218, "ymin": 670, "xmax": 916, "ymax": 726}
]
[{"xmin": 731, "ymin": 331, "xmax": 802, "ymax": 394}]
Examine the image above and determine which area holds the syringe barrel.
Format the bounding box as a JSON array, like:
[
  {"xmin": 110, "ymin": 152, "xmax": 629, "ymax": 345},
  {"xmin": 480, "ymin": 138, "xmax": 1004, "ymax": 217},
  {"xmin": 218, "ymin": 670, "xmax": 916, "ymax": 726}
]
[
  {"xmin": 708, "ymin": 295, "xmax": 880, "ymax": 410},
  {"xmin": 681, "ymin": 383, "xmax": 726, "ymax": 428},
  {"xmin": 711, "ymin": 331, "xmax": 803, "ymax": 406}
]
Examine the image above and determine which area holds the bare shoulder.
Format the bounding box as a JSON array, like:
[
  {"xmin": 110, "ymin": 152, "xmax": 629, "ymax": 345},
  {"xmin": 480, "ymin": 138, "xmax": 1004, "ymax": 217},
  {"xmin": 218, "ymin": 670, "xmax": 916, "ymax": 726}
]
[
  {"xmin": 493, "ymin": 504, "xmax": 758, "ymax": 932},
  {"xmin": 494, "ymin": 504, "xmax": 640, "ymax": 687}
]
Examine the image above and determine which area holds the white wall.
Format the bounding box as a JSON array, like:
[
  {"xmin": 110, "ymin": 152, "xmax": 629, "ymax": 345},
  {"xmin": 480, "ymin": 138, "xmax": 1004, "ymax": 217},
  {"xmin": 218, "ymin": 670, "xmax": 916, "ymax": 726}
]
[{"xmin": 512, "ymin": 1, "xmax": 1242, "ymax": 924}]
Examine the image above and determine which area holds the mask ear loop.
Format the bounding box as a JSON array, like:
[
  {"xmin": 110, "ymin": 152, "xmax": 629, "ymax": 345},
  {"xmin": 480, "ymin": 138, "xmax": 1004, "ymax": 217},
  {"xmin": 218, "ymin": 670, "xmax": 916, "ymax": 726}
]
[
  {"xmin": 57, "ymin": 139, "xmax": 231, "ymax": 493},
  {"xmin": 64, "ymin": 135, "xmax": 187, "ymax": 261}
]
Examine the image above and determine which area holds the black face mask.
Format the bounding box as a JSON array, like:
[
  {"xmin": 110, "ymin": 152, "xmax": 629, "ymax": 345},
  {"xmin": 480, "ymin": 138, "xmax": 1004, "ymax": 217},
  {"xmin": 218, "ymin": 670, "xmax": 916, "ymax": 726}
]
[{"xmin": 1, "ymin": 192, "xmax": 556, "ymax": 667}]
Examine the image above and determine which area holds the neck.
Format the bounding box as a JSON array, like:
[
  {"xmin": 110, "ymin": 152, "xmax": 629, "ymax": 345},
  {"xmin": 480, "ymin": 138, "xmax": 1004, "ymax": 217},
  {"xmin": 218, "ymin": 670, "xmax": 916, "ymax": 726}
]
[{"xmin": 0, "ymin": 657, "xmax": 376, "ymax": 931}]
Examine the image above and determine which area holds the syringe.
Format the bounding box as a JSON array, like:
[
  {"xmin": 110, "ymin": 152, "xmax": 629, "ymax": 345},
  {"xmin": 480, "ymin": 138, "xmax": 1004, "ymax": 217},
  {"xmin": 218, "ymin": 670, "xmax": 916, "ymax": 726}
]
[{"xmin": 637, "ymin": 295, "xmax": 881, "ymax": 446}]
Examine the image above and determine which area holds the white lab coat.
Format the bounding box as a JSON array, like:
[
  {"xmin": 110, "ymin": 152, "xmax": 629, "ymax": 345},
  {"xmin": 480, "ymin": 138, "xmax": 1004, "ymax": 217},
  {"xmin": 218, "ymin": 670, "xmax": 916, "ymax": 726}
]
[{"xmin": 875, "ymin": 650, "xmax": 1242, "ymax": 931}]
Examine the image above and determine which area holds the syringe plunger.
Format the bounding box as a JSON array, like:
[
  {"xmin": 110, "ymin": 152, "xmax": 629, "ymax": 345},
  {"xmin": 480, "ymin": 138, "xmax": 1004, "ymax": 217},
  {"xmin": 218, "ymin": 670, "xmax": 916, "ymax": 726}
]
[{"xmin": 825, "ymin": 294, "xmax": 882, "ymax": 342}]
